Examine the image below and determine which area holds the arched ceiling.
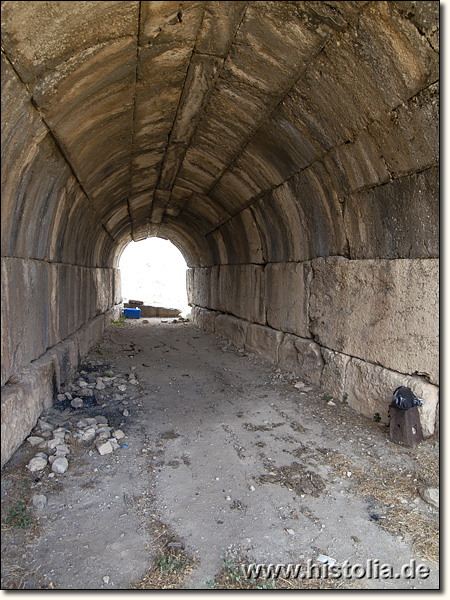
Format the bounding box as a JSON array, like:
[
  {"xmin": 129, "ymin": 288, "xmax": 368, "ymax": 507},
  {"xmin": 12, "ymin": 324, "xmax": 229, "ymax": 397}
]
[{"xmin": 1, "ymin": 1, "xmax": 439, "ymax": 267}]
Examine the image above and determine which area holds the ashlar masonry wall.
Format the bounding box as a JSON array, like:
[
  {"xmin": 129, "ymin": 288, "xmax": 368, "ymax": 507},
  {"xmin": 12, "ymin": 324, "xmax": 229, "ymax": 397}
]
[{"xmin": 189, "ymin": 256, "xmax": 439, "ymax": 438}]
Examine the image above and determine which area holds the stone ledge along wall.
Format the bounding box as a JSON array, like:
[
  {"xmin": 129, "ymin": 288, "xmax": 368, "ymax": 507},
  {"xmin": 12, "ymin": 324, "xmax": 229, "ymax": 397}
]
[{"xmin": 1, "ymin": 1, "xmax": 439, "ymax": 466}]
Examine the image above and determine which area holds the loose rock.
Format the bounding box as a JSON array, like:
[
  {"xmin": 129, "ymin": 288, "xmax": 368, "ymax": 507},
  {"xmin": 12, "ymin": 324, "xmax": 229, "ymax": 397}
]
[
  {"xmin": 38, "ymin": 419, "xmax": 55, "ymax": 432},
  {"xmin": 97, "ymin": 441, "xmax": 114, "ymax": 456},
  {"xmin": 27, "ymin": 436, "xmax": 45, "ymax": 446},
  {"xmin": 52, "ymin": 457, "xmax": 69, "ymax": 474},
  {"xmin": 55, "ymin": 444, "xmax": 70, "ymax": 455},
  {"xmin": 32, "ymin": 494, "xmax": 48, "ymax": 509},
  {"xmin": 419, "ymin": 487, "xmax": 439, "ymax": 508},
  {"xmin": 27, "ymin": 456, "xmax": 48, "ymax": 472}
]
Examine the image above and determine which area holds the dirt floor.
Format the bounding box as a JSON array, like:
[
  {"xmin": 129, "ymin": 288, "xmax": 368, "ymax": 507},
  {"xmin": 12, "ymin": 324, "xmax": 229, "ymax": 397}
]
[{"xmin": 1, "ymin": 318, "xmax": 439, "ymax": 590}]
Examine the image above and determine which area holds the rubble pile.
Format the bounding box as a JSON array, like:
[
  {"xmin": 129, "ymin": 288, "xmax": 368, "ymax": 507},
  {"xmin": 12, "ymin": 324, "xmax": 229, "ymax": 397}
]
[{"xmin": 24, "ymin": 360, "xmax": 139, "ymax": 476}]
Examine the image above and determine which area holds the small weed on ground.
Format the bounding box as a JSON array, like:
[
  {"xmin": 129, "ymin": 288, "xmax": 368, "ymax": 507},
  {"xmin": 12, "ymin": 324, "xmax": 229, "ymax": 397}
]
[
  {"xmin": 205, "ymin": 548, "xmax": 358, "ymax": 590},
  {"xmin": 206, "ymin": 549, "xmax": 275, "ymax": 589},
  {"xmin": 5, "ymin": 501, "xmax": 32, "ymax": 529},
  {"xmin": 111, "ymin": 318, "xmax": 126, "ymax": 327}
]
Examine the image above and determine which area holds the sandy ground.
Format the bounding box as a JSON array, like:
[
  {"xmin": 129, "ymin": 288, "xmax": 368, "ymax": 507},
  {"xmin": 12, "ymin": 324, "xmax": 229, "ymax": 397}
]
[{"xmin": 1, "ymin": 318, "xmax": 439, "ymax": 590}]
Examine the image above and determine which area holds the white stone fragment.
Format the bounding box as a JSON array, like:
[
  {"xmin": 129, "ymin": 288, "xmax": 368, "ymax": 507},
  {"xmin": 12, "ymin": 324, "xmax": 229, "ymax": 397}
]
[
  {"xmin": 419, "ymin": 487, "xmax": 439, "ymax": 508},
  {"xmin": 27, "ymin": 436, "xmax": 45, "ymax": 446},
  {"xmin": 27, "ymin": 456, "xmax": 48, "ymax": 472},
  {"xmin": 55, "ymin": 444, "xmax": 70, "ymax": 455},
  {"xmin": 52, "ymin": 457, "xmax": 69, "ymax": 474},
  {"xmin": 97, "ymin": 441, "xmax": 114, "ymax": 455},
  {"xmin": 38, "ymin": 419, "xmax": 54, "ymax": 432}
]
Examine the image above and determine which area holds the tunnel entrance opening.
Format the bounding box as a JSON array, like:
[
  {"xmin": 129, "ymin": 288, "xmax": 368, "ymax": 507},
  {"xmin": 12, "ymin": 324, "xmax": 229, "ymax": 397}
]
[{"xmin": 119, "ymin": 238, "xmax": 190, "ymax": 317}]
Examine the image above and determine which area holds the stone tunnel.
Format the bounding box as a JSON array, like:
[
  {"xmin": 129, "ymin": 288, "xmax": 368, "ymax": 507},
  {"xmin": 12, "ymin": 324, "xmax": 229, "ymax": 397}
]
[{"xmin": 1, "ymin": 1, "xmax": 439, "ymax": 468}]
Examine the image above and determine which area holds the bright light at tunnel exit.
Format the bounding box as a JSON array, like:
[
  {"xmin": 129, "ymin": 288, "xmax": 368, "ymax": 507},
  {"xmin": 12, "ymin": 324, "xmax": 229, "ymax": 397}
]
[{"xmin": 118, "ymin": 238, "xmax": 190, "ymax": 316}]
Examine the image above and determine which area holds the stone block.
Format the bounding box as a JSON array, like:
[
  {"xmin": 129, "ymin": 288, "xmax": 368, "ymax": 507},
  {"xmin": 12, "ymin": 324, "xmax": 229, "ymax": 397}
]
[
  {"xmin": 344, "ymin": 358, "xmax": 438, "ymax": 437},
  {"xmin": 1, "ymin": 353, "xmax": 56, "ymax": 468},
  {"xmin": 48, "ymin": 336, "xmax": 79, "ymax": 390},
  {"xmin": 245, "ymin": 324, "xmax": 284, "ymax": 364},
  {"xmin": 191, "ymin": 268, "xmax": 211, "ymax": 308},
  {"xmin": 278, "ymin": 334, "xmax": 324, "ymax": 386},
  {"xmin": 320, "ymin": 349, "xmax": 351, "ymax": 402},
  {"xmin": 369, "ymin": 82, "xmax": 439, "ymax": 178},
  {"xmin": 405, "ymin": 375, "xmax": 439, "ymax": 439},
  {"xmin": 186, "ymin": 268, "xmax": 194, "ymax": 305},
  {"xmin": 216, "ymin": 265, "xmax": 265, "ymax": 325},
  {"xmin": 1, "ymin": 257, "xmax": 48, "ymax": 385},
  {"xmin": 192, "ymin": 307, "xmax": 217, "ymax": 333},
  {"xmin": 344, "ymin": 167, "xmax": 439, "ymax": 260},
  {"xmin": 265, "ymin": 262, "xmax": 311, "ymax": 337},
  {"xmin": 195, "ymin": 2, "xmax": 248, "ymax": 57},
  {"xmin": 214, "ymin": 314, "xmax": 249, "ymax": 350},
  {"xmin": 74, "ymin": 314, "xmax": 105, "ymax": 362},
  {"xmin": 323, "ymin": 128, "xmax": 390, "ymax": 195},
  {"xmin": 252, "ymin": 185, "xmax": 312, "ymax": 263},
  {"xmin": 309, "ymin": 257, "xmax": 439, "ymax": 384}
]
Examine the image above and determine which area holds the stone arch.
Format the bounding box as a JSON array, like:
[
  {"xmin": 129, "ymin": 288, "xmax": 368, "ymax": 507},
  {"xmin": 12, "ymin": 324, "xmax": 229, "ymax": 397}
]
[{"xmin": 1, "ymin": 1, "xmax": 439, "ymax": 466}]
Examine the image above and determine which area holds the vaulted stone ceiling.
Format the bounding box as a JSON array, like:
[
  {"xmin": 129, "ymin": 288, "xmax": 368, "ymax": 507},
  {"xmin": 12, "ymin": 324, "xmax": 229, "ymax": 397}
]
[{"xmin": 1, "ymin": 1, "xmax": 439, "ymax": 267}]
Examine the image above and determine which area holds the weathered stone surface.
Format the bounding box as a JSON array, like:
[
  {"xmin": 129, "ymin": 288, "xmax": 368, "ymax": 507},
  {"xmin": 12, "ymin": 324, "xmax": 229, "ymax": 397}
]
[
  {"xmin": 214, "ymin": 314, "xmax": 249, "ymax": 350},
  {"xmin": 265, "ymin": 263, "xmax": 311, "ymax": 337},
  {"xmin": 278, "ymin": 335, "xmax": 324, "ymax": 387},
  {"xmin": 191, "ymin": 307, "xmax": 217, "ymax": 333},
  {"xmin": 345, "ymin": 357, "xmax": 438, "ymax": 437},
  {"xmin": 320, "ymin": 349, "xmax": 352, "ymax": 403},
  {"xmin": 1, "ymin": 257, "xmax": 118, "ymax": 386},
  {"xmin": 97, "ymin": 440, "xmax": 114, "ymax": 456},
  {"xmin": 309, "ymin": 257, "xmax": 439, "ymax": 384},
  {"xmin": 32, "ymin": 493, "xmax": 48, "ymax": 510},
  {"xmin": 419, "ymin": 486, "xmax": 439, "ymax": 509},
  {"xmin": 52, "ymin": 456, "xmax": 69, "ymax": 474},
  {"xmin": 214, "ymin": 265, "xmax": 265, "ymax": 325},
  {"xmin": 369, "ymin": 83, "xmax": 439, "ymax": 178},
  {"xmin": 27, "ymin": 436, "xmax": 45, "ymax": 447},
  {"xmin": 344, "ymin": 167, "xmax": 439, "ymax": 260},
  {"xmin": 27, "ymin": 456, "xmax": 48, "ymax": 472},
  {"xmin": 245, "ymin": 324, "xmax": 284, "ymax": 365},
  {"xmin": 190, "ymin": 268, "xmax": 211, "ymax": 308},
  {"xmin": 405, "ymin": 375, "xmax": 439, "ymax": 438},
  {"xmin": 1, "ymin": 311, "xmax": 119, "ymax": 467},
  {"xmin": 322, "ymin": 128, "xmax": 391, "ymax": 196},
  {"xmin": 0, "ymin": 1, "xmax": 440, "ymax": 465}
]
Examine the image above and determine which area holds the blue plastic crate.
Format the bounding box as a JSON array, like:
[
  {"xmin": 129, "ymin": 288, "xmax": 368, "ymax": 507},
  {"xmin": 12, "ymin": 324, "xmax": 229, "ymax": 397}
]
[{"xmin": 124, "ymin": 307, "xmax": 141, "ymax": 319}]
